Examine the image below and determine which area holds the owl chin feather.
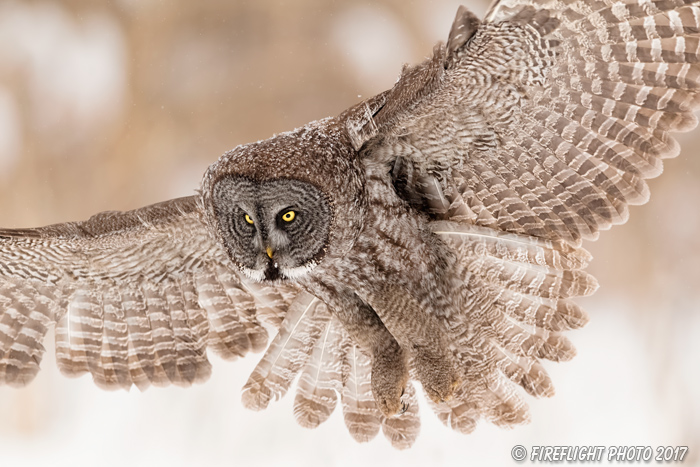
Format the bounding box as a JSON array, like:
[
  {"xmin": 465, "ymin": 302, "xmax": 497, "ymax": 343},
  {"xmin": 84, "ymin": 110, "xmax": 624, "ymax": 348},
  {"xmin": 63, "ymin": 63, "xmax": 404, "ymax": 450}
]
[
  {"xmin": 240, "ymin": 267, "xmax": 265, "ymax": 282},
  {"xmin": 240, "ymin": 261, "xmax": 317, "ymax": 283},
  {"xmin": 279, "ymin": 262, "xmax": 317, "ymax": 280}
]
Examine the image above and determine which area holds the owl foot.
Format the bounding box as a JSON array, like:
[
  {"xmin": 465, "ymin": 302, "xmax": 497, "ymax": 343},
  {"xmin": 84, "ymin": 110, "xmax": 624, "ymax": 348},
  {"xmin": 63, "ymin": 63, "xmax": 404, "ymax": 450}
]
[
  {"xmin": 412, "ymin": 345, "xmax": 460, "ymax": 403},
  {"xmin": 371, "ymin": 348, "xmax": 409, "ymax": 417}
]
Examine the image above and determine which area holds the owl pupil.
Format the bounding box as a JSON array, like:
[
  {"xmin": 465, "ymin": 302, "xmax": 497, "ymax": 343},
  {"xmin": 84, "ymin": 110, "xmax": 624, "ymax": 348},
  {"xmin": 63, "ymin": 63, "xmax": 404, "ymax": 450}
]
[
  {"xmin": 282, "ymin": 210, "xmax": 296, "ymax": 222},
  {"xmin": 244, "ymin": 214, "xmax": 254, "ymax": 225}
]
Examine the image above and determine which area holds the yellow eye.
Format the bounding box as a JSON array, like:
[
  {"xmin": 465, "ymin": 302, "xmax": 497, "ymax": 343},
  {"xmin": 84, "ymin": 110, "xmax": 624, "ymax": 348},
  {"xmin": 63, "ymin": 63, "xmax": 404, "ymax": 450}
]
[
  {"xmin": 244, "ymin": 214, "xmax": 254, "ymax": 225},
  {"xmin": 282, "ymin": 210, "xmax": 296, "ymax": 222}
]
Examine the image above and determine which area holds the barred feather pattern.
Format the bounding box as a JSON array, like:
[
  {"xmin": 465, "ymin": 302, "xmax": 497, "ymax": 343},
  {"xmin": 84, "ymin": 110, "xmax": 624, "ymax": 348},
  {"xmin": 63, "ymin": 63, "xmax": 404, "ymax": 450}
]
[
  {"xmin": 242, "ymin": 291, "xmax": 421, "ymax": 449},
  {"xmin": 0, "ymin": 279, "xmax": 57, "ymax": 386},
  {"xmin": 425, "ymin": 221, "xmax": 596, "ymax": 431},
  {"xmin": 2, "ymin": 0, "xmax": 698, "ymax": 449},
  {"xmin": 0, "ymin": 197, "xmax": 297, "ymax": 390},
  {"xmin": 236, "ymin": 219, "xmax": 592, "ymax": 446},
  {"xmin": 369, "ymin": 0, "xmax": 700, "ymax": 248},
  {"xmin": 341, "ymin": 343, "xmax": 421, "ymax": 449},
  {"xmin": 293, "ymin": 314, "xmax": 345, "ymax": 429}
]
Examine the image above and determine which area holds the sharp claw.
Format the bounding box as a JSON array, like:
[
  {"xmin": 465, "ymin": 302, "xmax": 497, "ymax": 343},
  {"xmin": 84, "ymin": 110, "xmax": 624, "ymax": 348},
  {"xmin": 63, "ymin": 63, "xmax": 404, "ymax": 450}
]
[{"xmin": 443, "ymin": 377, "xmax": 461, "ymax": 401}]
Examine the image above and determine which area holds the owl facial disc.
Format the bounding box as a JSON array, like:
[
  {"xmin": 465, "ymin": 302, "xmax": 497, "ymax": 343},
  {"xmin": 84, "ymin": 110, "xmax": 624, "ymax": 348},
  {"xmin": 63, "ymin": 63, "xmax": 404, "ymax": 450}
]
[{"xmin": 212, "ymin": 176, "xmax": 332, "ymax": 282}]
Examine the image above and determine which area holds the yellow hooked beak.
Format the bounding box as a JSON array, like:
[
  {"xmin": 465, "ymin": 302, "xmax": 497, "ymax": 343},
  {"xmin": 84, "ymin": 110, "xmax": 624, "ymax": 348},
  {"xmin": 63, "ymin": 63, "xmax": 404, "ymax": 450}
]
[{"xmin": 266, "ymin": 246, "xmax": 274, "ymax": 259}]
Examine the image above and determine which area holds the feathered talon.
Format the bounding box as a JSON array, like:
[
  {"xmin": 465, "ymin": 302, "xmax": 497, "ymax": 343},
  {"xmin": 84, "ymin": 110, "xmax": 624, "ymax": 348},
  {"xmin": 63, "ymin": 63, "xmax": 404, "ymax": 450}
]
[
  {"xmin": 371, "ymin": 346, "xmax": 409, "ymax": 417},
  {"xmin": 2, "ymin": 0, "xmax": 698, "ymax": 452},
  {"xmin": 411, "ymin": 345, "xmax": 460, "ymax": 404}
]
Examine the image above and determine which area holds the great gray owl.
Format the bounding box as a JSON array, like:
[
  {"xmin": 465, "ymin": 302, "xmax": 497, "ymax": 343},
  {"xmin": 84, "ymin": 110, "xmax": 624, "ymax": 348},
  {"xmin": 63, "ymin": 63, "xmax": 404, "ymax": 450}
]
[{"xmin": 1, "ymin": 0, "xmax": 698, "ymax": 449}]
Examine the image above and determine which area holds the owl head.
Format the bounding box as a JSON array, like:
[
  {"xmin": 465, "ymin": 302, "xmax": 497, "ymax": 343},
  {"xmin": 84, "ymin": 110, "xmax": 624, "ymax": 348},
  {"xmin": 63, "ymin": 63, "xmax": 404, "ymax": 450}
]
[{"xmin": 201, "ymin": 118, "xmax": 366, "ymax": 282}]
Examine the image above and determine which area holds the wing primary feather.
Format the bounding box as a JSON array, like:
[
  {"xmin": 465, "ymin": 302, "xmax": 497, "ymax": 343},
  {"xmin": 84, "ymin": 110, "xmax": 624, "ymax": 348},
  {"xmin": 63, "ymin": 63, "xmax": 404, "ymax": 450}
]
[
  {"xmin": 0, "ymin": 281, "xmax": 54, "ymax": 387},
  {"xmin": 241, "ymin": 292, "xmax": 325, "ymax": 411},
  {"xmin": 293, "ymin": 312, "xmax": 342, "ymax": 429},
  {"xmin": 379, "ymin": 382, "xmax": 421, "ymax": 449},
  {"xmin": 341, "ymin": 344, "xmax": 381, "ymax": 443}
]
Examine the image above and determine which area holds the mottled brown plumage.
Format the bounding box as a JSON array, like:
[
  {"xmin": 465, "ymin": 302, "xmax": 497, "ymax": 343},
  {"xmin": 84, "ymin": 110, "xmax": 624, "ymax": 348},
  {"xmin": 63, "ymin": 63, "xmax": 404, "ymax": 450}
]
[{"xmin": 1, "ymin": 0, "xmax": 699, "ymax": 449}]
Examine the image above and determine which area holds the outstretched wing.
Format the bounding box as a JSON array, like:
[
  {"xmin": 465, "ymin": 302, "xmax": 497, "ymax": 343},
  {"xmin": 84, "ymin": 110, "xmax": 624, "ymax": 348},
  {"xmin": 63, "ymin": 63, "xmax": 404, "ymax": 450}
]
[
  {"xmin": 337, "ymin": 0, "xmax": 700, "ymax": 443},
  {"xmin": 0, "ymin": 196, "xmax": 297, "ymax": 390},
  {"xmin": 353, "ymin": 0, "xmax": 700, "ymax": 246},
  {"xmin": 427, "ymin": 221, "xmax": 596, "ymax": 433},
  {"xmin": 0, "ymin": 194, "xmax": 423, "ymax": 447}
]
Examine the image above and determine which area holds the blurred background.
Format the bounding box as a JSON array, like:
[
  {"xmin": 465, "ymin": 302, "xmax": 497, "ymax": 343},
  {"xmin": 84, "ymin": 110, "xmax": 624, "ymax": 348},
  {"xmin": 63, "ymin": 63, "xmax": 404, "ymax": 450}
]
[{"xmin": 0, "ymin": 0, "xmax": 698, "ymax": 465}]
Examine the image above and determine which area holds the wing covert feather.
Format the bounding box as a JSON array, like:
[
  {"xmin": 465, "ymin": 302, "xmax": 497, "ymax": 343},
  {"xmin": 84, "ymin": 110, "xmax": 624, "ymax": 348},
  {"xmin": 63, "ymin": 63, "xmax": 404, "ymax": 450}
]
[
  {"xmin": 359, "ymin": 0, "xmax": 700, "ymax": 247},
  {"xmin": 4, "ymin": 0, "xmax": 697, "ymax": 447}
]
